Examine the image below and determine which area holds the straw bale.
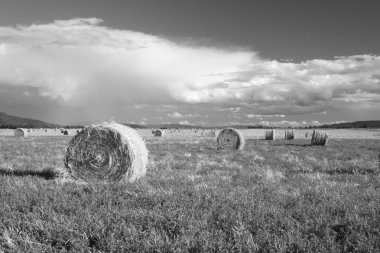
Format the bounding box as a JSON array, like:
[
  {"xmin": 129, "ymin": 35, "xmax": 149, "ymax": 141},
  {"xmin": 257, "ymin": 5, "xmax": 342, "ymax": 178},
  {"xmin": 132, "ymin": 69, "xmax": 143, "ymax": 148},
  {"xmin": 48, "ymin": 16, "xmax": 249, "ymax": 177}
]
[
  {"xmin": 153, "ymin": 129, "xmax": 165, "ymax": 137},
  {"xmin": 265, "ymin": 129, "xmax": 275, "ymax": 140},
  {"xmin": 311, "ymin": 130, "xmax": 328, "ymax": 146},
  {"xmin": 285, "ymin": 129, "xmax": 295, "ymax": 140},
  {"xmin": 14, "ymin": 128, "xmax": 27, "ymax": 137},
  {"xmin": 217, "ymin": 128, "xmax": 245, "ymax": 150},
  {"xmin": 64, "ymin": 122, "xmax": 148, "ymax": 182}
]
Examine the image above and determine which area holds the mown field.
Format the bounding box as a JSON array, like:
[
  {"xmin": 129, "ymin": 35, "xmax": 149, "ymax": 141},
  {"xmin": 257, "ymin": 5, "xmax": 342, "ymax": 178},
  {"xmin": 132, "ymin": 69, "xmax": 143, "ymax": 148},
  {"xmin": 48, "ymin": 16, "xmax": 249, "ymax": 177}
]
[{"xmin": 0, "ymin": 130, "xmax": 379, "ymax": 252}]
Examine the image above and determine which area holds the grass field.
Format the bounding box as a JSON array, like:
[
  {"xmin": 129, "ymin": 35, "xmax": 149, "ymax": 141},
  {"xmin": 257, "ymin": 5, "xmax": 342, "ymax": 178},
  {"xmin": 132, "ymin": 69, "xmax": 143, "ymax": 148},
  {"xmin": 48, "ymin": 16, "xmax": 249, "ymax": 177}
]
[{"xmin": 0, "ymin": 130, "xmax": 379, "ymax": 252}]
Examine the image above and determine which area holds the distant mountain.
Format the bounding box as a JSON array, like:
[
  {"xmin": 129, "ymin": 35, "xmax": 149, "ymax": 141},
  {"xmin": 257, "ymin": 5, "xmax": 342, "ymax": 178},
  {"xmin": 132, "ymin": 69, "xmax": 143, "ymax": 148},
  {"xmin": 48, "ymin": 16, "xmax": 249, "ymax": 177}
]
[
  {"xmin": 0, "ymin": 112, "xmax": 59, "ymax": 129},
  {"xmin": 319, "ymin": 120, "xmax": 380, "ymax": 129}
]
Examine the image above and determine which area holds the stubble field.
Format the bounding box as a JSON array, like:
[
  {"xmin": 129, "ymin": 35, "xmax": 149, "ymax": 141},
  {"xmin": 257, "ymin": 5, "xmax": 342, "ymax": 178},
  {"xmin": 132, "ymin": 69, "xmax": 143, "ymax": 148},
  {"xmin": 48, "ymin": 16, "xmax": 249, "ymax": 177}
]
[{"xmin": 0, "ymin": 129, "xmax": 379, "ymax": 252}]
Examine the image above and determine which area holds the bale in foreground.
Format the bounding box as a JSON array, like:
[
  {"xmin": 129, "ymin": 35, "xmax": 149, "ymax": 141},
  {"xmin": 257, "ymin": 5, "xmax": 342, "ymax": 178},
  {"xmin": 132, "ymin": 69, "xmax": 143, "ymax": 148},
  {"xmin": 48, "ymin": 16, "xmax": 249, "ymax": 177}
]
[
  {"xmin": 14, "ymin": 128, "xmax": 27, "ymax": 137},
  {"xmin": 64, "ymin": 122, "xmax": 148, "ymax": 182},
  {"xmin": 217, "ymin": 128, "xmax": 245, "ymax": 150}
]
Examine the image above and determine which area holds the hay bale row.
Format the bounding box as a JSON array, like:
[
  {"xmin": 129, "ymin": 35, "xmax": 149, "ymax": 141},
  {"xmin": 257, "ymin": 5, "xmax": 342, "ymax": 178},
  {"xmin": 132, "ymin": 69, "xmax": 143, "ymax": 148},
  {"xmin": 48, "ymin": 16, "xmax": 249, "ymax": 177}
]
[
  {"xmin": 265, "ymin": 129, "xmax": 275, "ymax": 140},
  {"xmin": 217, "ymin": 128, "xmax": 245, "ymax": 150},
  {"xmin": 285, "ymin": 129, "xmax": 295, "ymax": 140},
  {"xmin": 64, "ymin": 122, "xmax": 148, "ymax": 183},
  {"xmin": 311, "ymin": 130, "xmax": 328, "ymax": 146}
]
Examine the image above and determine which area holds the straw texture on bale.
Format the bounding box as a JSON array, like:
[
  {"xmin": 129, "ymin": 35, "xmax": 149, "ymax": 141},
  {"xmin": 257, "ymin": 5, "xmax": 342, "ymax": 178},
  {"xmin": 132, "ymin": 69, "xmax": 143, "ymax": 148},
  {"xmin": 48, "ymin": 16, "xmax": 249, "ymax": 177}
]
[
  {"xmin": 265, "ymin": 129, "xmax": 275, "ymax": 140},
  {"xmin": 14, "ymin": 128, "xmax": 27, "ymax": 137},
  {"xmin": 285, "ymin": 129, "xmax": 295, "ymax": 140},
  {"xmin": 217, "ymin": 128, "xmax": 245, "ymax": 150},
  {"xmin": 64, "ymin": 122, "xmax": 148, "ymax": 182},
  {"xmin": 311, "ymin": 130, "xmax": 328, "ymax": 146},
  {"xmin": 153, "ymin": 129, "xmax": 165, "ymax": 137}
]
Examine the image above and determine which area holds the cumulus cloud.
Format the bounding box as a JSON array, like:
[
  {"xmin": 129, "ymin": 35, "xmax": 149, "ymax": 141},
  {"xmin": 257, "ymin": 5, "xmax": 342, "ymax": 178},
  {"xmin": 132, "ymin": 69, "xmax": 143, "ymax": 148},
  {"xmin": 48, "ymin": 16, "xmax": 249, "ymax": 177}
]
[
  {"xmin": 168, "ymin": 112, "xmax": 183, "ymax": 118},
  {"xmin": 0, "ymin": 18, "xmax": 380, "ymax": 122},
  {"xmin": 258, "ymin": 120, "xmax": 321, "ymax": 128}
]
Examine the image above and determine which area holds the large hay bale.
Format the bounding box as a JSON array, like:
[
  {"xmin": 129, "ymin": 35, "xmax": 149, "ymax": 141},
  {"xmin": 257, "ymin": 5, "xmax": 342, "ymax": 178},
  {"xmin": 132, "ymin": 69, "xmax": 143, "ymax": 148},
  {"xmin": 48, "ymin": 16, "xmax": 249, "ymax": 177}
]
[
  {"xmin": 64, "ymin": 122, "xmax": 148, "ymax": 182},
  {"xmin": 265, "ymin": 129, "xmax": 275, "ymax": 140},
  {"xmin": 63, "ymin": 130, "xmax": 69, "ymax": 135},
  {"xmin": 201, "ymin": 130, "xmax": 216, "ymax": 137},
  {"xmin": 311, "ymin": 130, "xmax": 328, "ymax": 146},
  {"xmin": 153, "ymin": 129, "xmax": 165, "ymax": 137},
  {"xmin": 285, "ymin": 129, "xmax": 295, "ymax": 140},
  {"xmin": 14, "ymin": 128, "xmax": 27, "ymax": 137},
  {"xmin": 217, "ymin": 128, "xmax": 245, "ymax": 150}
]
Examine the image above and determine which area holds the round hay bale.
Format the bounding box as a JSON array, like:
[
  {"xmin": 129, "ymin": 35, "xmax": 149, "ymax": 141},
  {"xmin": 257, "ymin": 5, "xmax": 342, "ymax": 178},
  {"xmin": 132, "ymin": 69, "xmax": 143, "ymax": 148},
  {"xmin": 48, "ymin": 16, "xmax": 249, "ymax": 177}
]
[
  {"xmin": 285, "ymin": 129, "xmax": 295, "ymax": 140},
  {"xmin": 265, "ymin": 129, "xmax": 275, "ymax": 140},
  {"xmin": 201, "ymin": 130, "xmax": 216, "ymax": 137},
  {"xmin": 217, "ymin": 128, "xmax": 245, "ymax": 150},
  {"xmin": 311, "ymin": 130, "xmax": 328, "ymax": 146},
  {"xmin": 14, "ymin": 128, "xmax": 28, "ymax": 137},
  {"xmin": 64, "ymin": 122, "xmax": 148, "ymax": 182},
  {"xmin": 153, "ymin": 129, "xmax": 165, "ymax": 137},
  {"xmin": 63, "ymin": 130, "xmax": 69, "ymax": 135}
]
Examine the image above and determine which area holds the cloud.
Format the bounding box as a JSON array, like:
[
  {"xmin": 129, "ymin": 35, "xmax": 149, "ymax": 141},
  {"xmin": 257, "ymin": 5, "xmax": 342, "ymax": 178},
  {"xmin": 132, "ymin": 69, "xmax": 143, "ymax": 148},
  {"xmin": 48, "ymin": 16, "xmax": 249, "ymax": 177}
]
[
  {"xmin": 179, "ymin": 120, "xmax": 191, "ymax": 125},
  {"xmin": 0, "ymin": 18, "xmax": 380, "ymax": 123},
  {"xmin": 168, "ymin": 112, "xmax": 183, "ymax": 118},
  {"xmin": 258, "ymin": 120, "xmax": 321, "ymax": 128}
]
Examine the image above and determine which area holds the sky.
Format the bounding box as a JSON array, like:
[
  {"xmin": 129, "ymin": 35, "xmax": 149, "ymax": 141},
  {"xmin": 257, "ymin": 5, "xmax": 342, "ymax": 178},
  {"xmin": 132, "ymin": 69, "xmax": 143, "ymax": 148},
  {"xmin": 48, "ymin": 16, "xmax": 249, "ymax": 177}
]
[{"xmin": 0, "ymin": 0, "xmax": 379, "ymax": 126}]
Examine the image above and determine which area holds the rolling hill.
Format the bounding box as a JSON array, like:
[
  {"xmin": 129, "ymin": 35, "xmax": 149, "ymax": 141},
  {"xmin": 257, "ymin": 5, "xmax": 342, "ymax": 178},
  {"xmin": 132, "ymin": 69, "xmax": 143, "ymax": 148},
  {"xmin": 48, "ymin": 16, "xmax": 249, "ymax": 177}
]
[
  {"xmin": 0, "ymin": 112, "xmax": 59, "ymax": 129},
  {"xmin": 319, "ymin": 120, "xmax": 380, "ymax": 129}
]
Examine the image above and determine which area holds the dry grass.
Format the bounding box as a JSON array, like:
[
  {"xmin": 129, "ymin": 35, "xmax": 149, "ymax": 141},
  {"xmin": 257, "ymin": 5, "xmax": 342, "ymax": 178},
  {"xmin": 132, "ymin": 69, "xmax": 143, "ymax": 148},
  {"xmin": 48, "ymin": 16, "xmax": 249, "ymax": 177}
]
[{"xmin": 0, "ymin": 134, "xmax": 379, "ymax": 251}]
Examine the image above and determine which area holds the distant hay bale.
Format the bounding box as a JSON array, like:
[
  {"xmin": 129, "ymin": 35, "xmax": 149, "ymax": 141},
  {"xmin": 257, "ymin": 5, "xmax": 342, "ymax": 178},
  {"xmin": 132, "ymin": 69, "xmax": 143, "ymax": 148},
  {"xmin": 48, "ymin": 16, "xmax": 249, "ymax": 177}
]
[
  {"xmin": 311, "ymin": 130, "xmax": 328, "ymax": 146},
  {"xmin": 63, "ymin": 130, "xmax": 69, "ymax": 135},
  {"xmin": 153, "ymin": 129, "xmax": 165, "ymax": 137},
  {"xmin": 64, "ymin": 122, "xmax": 148, "ymax": 182},
  {"xmin": 265, "ymin": 129, "xmax": 275, "ymax": 140},
  {"xmin": 201, "ymin": 130, "xmax": 216, "ymax": 137},
  {"xmin": 14, "ymin": 128, "xmax": 27, "ymax": 137},
  {"xmin": 217, "ymin": 128, "xmax": 245, "ymax": 150},
  {"xmin": 285, "ymin": 129, "xmax": 295, "ymax": 140}
]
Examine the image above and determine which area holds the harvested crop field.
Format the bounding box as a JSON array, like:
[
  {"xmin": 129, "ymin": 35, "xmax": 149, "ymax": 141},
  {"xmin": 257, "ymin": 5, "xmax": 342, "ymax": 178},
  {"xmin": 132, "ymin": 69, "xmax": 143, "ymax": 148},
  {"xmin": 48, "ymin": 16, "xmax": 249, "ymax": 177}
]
[{"xmin": 0, "ymin": 128, "xmax": 379, "ymax": 252}]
